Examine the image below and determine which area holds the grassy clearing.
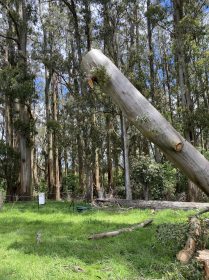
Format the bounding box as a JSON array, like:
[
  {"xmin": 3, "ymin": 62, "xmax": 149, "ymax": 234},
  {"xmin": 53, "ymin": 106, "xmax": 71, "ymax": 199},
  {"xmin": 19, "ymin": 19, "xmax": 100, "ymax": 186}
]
[{"xmin": 0, "ymin": 202, "xmax": 205, "ymax": 279}]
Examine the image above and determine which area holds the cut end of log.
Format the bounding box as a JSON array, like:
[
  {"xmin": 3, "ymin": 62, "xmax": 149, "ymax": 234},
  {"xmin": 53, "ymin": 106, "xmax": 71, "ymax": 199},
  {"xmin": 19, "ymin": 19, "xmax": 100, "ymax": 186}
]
[
  {"xmin": 196, "ymin": 250, "xmax": 209, "ymax": 279},
  {"xmin": 175, "ymin": 142, "xmax": 183, "ymax": 152},
  {"xmin": 176, "ymin": 249, "xmax": 193, "ymax": 264}
]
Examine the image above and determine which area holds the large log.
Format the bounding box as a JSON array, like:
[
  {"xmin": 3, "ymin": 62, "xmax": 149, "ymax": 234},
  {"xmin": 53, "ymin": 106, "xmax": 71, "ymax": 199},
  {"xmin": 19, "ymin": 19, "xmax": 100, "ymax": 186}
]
[
  {"xmin": 176, "ymin": 216, "xmax": 201, "ymax": 264},
  {"xmin": 96, "ymin": 198, "xmax": 209, "ymax": 210},
  {"xmin": 82, "ymin": 49, "xmax": 209, "ymax": 196},
  {"xmin": 196, "ymin": 250, "xmax": 209, "ymax": 279}
]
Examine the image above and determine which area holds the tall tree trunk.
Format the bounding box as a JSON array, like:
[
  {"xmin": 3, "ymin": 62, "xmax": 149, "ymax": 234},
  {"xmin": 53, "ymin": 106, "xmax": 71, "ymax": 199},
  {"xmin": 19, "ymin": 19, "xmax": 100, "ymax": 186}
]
[
  {"xmin": 106, "ymin": 114, "xmax": 113, "ymax": 196},
  {"xmin": 146, "ymin": 0, "xmax": 161, "ymax": 163},
  {"xmin": 45, "ymin": 68, "xmax": 54, "ymax": 197},
  {"xmin": 121, "ymin": 113, "xmax": 132, "ymax": 200},
  {"xmin": 52, "ymin": 73, "xmax": 61, "ymax": 200},
  {"xmin": 17, "ymin": 0, "xmax": 32, "ymax": 199},
  {"xmin": 93, "ymin": 114, "xmax": 103, "ymax": 199},
  {"xmin": 173, "ymin": 0, "xmax": 199, "ymax": 201}
]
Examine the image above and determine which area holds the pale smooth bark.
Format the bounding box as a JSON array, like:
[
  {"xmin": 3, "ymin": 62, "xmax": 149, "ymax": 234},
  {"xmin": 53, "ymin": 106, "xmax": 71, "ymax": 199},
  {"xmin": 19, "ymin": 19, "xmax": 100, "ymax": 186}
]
[
  {"xmin": 17, "ymin": 0, "xmax": 32, "ymax": 198},
  {"xmin": 173, "ymin": 0, "xmax": 199, "ymax": 201},
  {"xmin": 96, "ymin": 198, "xmax": 209, "ymax": 210},
  {"xmin": 121, "ymin": 113, "xmax": 132, "ymax": 200},
  {"xmin": 52, "ymin": 73, "xmax": 61, "ymax": 200},
  {"xmin": 82, "ymin": 49, "xmax": 209, "ymax": 195},
  {"xmin": 88, "ymin": 219, "xmax": 152, "ymax": 240},
  {"xmin": 45, "ymin": 68, "xmax": 54, "ymax": 196}
]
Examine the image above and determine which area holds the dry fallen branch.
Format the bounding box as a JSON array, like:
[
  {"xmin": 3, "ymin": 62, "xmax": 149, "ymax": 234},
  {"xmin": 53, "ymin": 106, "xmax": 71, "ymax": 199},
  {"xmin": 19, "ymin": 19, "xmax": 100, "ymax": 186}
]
[{"xmin": 88, "ymin": 219, "xmax": 153, "ymax": 240}]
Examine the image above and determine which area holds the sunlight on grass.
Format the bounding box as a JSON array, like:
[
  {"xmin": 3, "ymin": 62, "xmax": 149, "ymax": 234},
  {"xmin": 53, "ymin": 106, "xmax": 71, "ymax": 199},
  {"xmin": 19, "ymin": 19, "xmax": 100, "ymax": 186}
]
[{"xmin": 0, "ymin": 202, "xmax": 204, "ymax": 279}]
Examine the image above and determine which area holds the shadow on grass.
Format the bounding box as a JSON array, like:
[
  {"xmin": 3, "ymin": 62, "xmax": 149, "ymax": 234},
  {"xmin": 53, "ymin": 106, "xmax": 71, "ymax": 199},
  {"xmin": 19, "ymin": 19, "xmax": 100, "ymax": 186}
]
[
  {"xmin": 0, "ymin": 202, "xmax": 192, "ymax": 278},
  {"xmin": 4, "ymin": 217, "xmax": 178, "ymax": 278}
]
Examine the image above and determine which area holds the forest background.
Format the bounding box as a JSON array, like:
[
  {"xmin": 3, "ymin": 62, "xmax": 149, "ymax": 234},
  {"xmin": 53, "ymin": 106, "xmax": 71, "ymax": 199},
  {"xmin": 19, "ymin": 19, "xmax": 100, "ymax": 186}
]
[{"xmin": 0, "ymin": 0, "xmax": 209, "ymax": 202}]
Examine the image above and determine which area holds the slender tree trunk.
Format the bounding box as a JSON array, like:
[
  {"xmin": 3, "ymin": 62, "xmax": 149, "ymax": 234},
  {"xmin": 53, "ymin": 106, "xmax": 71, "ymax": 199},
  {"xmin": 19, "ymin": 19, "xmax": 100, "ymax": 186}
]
[
  {"xmin": 106, "ymin": 114, "xmax": 113, "ymax": 196},
  {"xmin": 52, "ymin": 73, "xmax": 60, "ymax": 200},
  {"xmin": 121, "ymin": 113, "xmax": 132, "ymax": 200},
  {"xmin": 147, "ymin": 0, "xmax": 161, "ymax": 163},
  {"xmin": 92, "ymin": 114, "xmax": 103, "ymax": 199},
  {"xmin": 77, "ymin": 131, "xmax": 84, "ymax": 191},
  {"xmin": 45, "ymin": 68, "xmax": 54, "ymax": 197},
  {"xmin": 173, "ymin": 0, "xmax": 199, "ymax": 201},
  {"xmin": 17, "ymin": 0, "xmax": 32, "ymax": 199}
]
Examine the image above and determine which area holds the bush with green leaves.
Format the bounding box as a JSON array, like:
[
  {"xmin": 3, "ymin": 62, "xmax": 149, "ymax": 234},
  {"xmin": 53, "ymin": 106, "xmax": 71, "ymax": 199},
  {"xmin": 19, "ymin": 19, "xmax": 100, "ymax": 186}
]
[
  {"xmin": 0, "ymin": 140, "xmax": 20, "ymax": 194},
  {"xmin": 131, "ymin": 154, "xmax": 177, "ymax": 200},
  {"xmin": 164, "ymin": 260, "xmax": 203, "ymax": 280},
  {"xmin": 62, "ymin": 172, "xmax": 79, "ymax": 195}
]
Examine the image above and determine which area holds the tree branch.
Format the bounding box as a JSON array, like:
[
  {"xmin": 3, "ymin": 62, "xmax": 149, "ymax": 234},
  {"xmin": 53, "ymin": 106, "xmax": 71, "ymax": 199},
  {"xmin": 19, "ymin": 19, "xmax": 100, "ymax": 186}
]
[
  {"xmin": 0, "ymin": 1, "xmax": 20, "ymax": 41},
  {"xmin": 0, "ymin": 33, "xmax": 18, "ymax": 44}
]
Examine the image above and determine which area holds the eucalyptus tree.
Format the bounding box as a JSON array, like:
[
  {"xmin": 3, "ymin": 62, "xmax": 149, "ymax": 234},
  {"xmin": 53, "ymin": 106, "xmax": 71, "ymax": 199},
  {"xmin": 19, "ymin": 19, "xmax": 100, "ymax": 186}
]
[{"xmin": 0, "ymin": 0, "xmax": 36, "ymax": 199}]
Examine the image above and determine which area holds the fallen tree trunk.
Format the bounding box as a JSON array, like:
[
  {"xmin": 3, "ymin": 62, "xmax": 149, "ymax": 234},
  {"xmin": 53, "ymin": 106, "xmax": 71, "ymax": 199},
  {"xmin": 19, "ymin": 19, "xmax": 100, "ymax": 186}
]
[
  {"xmin": 88, "ymin": 219, "xmax": 152, "ymax": 240},
  {"xmin": 176, "ymin": 216, "xmax": 201, "ymax": 264},
  {"xmin": 96, "ymin": 199, "xmax": 209, "ymax": 210},
  {"xmin": 196, "ymin": 250, "xmax": 209, "ymax": 279},
  {"xmin": 81, "ymin": 49, "xmax": 209, "ymax": 196}
]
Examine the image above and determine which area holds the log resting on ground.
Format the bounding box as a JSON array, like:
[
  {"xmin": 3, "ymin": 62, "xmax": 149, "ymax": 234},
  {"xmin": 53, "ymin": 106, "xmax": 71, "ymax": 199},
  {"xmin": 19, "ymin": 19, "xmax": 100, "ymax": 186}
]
[
  {"xmin": 96, "ymin": 199, "xmax": 209, "ymax": 210},
  {"xmin": 196, "ymin": 250, "xmax": 209, "ymax": 279},
  {"xmin": 176, "ymin": 216, "xmax": 201, "ymax": 264},
  {"xmin": 88, "ymin": 219, "xmax": 152, "ymax": 240},
  {"xmin": 82, "ymin": 49, "xmax": 209, "ymax": 196}
]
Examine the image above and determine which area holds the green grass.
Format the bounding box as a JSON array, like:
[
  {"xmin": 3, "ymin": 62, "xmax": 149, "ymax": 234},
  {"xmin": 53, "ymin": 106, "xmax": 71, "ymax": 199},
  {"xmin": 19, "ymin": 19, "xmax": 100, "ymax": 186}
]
[{"xmin": 0, "ymin": 202, "xmax": 204, "ymax": 280}]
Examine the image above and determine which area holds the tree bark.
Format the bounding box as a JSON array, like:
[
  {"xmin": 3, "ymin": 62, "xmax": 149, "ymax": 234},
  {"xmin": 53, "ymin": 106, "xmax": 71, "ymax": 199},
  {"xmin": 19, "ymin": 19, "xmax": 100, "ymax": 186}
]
[
  {"xmin": 177, "ymin": 216, "xmax": 201, "ymax": 264},
  {"xmin": 82, "ymin": 49, "xmax": 209, "ymax": 196},
  {"xmin": 173, "ymin": 0, "xmax": 199, "ymax": 201},
  {"xmin": 52, "ymin": 73, "xmax": 61, "ymax": 200},
  {"xmin": 120, "ymin": 113, "xmax": 132, "ymax": 200},
  {"xmin": 96, "ymin": 198, "xmax": 209, "ymax": 210},
  {"xmin": 196, "ymin": 250, "xmax": 209, "ymax": 279},
  {"xmin": 45, "ymin": 68, "xmax": 54, "ymax": 197},
  {"xmin": 106, "ymin": 114, "xmax": 113, "ymax": 195},
  {"xmin": 88, "ymin": 219, "xmax": 153, "ymax": 240}
]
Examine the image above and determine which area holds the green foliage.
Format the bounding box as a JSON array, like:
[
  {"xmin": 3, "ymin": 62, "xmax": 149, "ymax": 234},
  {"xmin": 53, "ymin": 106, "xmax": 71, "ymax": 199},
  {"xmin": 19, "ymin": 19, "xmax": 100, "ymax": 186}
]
[
  {"xmin": 113, "ymin": 170, "xmax": 125, "ymax": 197},
  {"xmin": 38, "ymin": 179, "xmax": 47, "ymax": 193},
  {"xmin": 90, "ymin": 66, "xmax": 110, "ymax": 87},
  {"xmin": 0, "ymin": 178, "xmax": 6, "ymax": 192},
  {"xmin": 62, "ymin": 172, "xmax": 79, "ymax": 194},
  {"xmin": 0, "ymin": 64, "xmax": 35, "ymax": 103},
  {"xmin": 164, "ymin": 261, "xmax": 203, "ymax": 280},
  {"xmin": 145, "ymin": 4, "xmax": 166, "ymax": 27},
  {"xmin": 156, "ymin": 223, "xmax": 189, "ymax": 253},
  {"xmin": 0, "ymin": 140, "xmax": 20, "ymax": 190},
  {"xmin": 131, "ymin": 155, "xmax": 176, "ymax": 200},
  {"xmin": 46, "ymin": 119, "xmax": 61, "ymax": 133},
  {"xmin": 14, "ymin": 119, "xmax": 36, "ymax": 146}
]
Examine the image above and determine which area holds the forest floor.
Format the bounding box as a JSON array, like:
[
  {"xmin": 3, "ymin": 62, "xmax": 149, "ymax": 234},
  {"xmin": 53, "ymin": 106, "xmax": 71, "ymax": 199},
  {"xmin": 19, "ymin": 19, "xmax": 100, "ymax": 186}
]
[{"xmin": 0, "ymin": 201, "xmax": 206, "ymax": 280}]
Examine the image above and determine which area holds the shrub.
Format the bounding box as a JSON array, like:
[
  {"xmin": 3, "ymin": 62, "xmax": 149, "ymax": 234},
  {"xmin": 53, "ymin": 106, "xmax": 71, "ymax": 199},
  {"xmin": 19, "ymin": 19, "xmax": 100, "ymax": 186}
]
[{"xmin": 131, "ymin": 154, "xmax": 177, "ymax": 200}]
